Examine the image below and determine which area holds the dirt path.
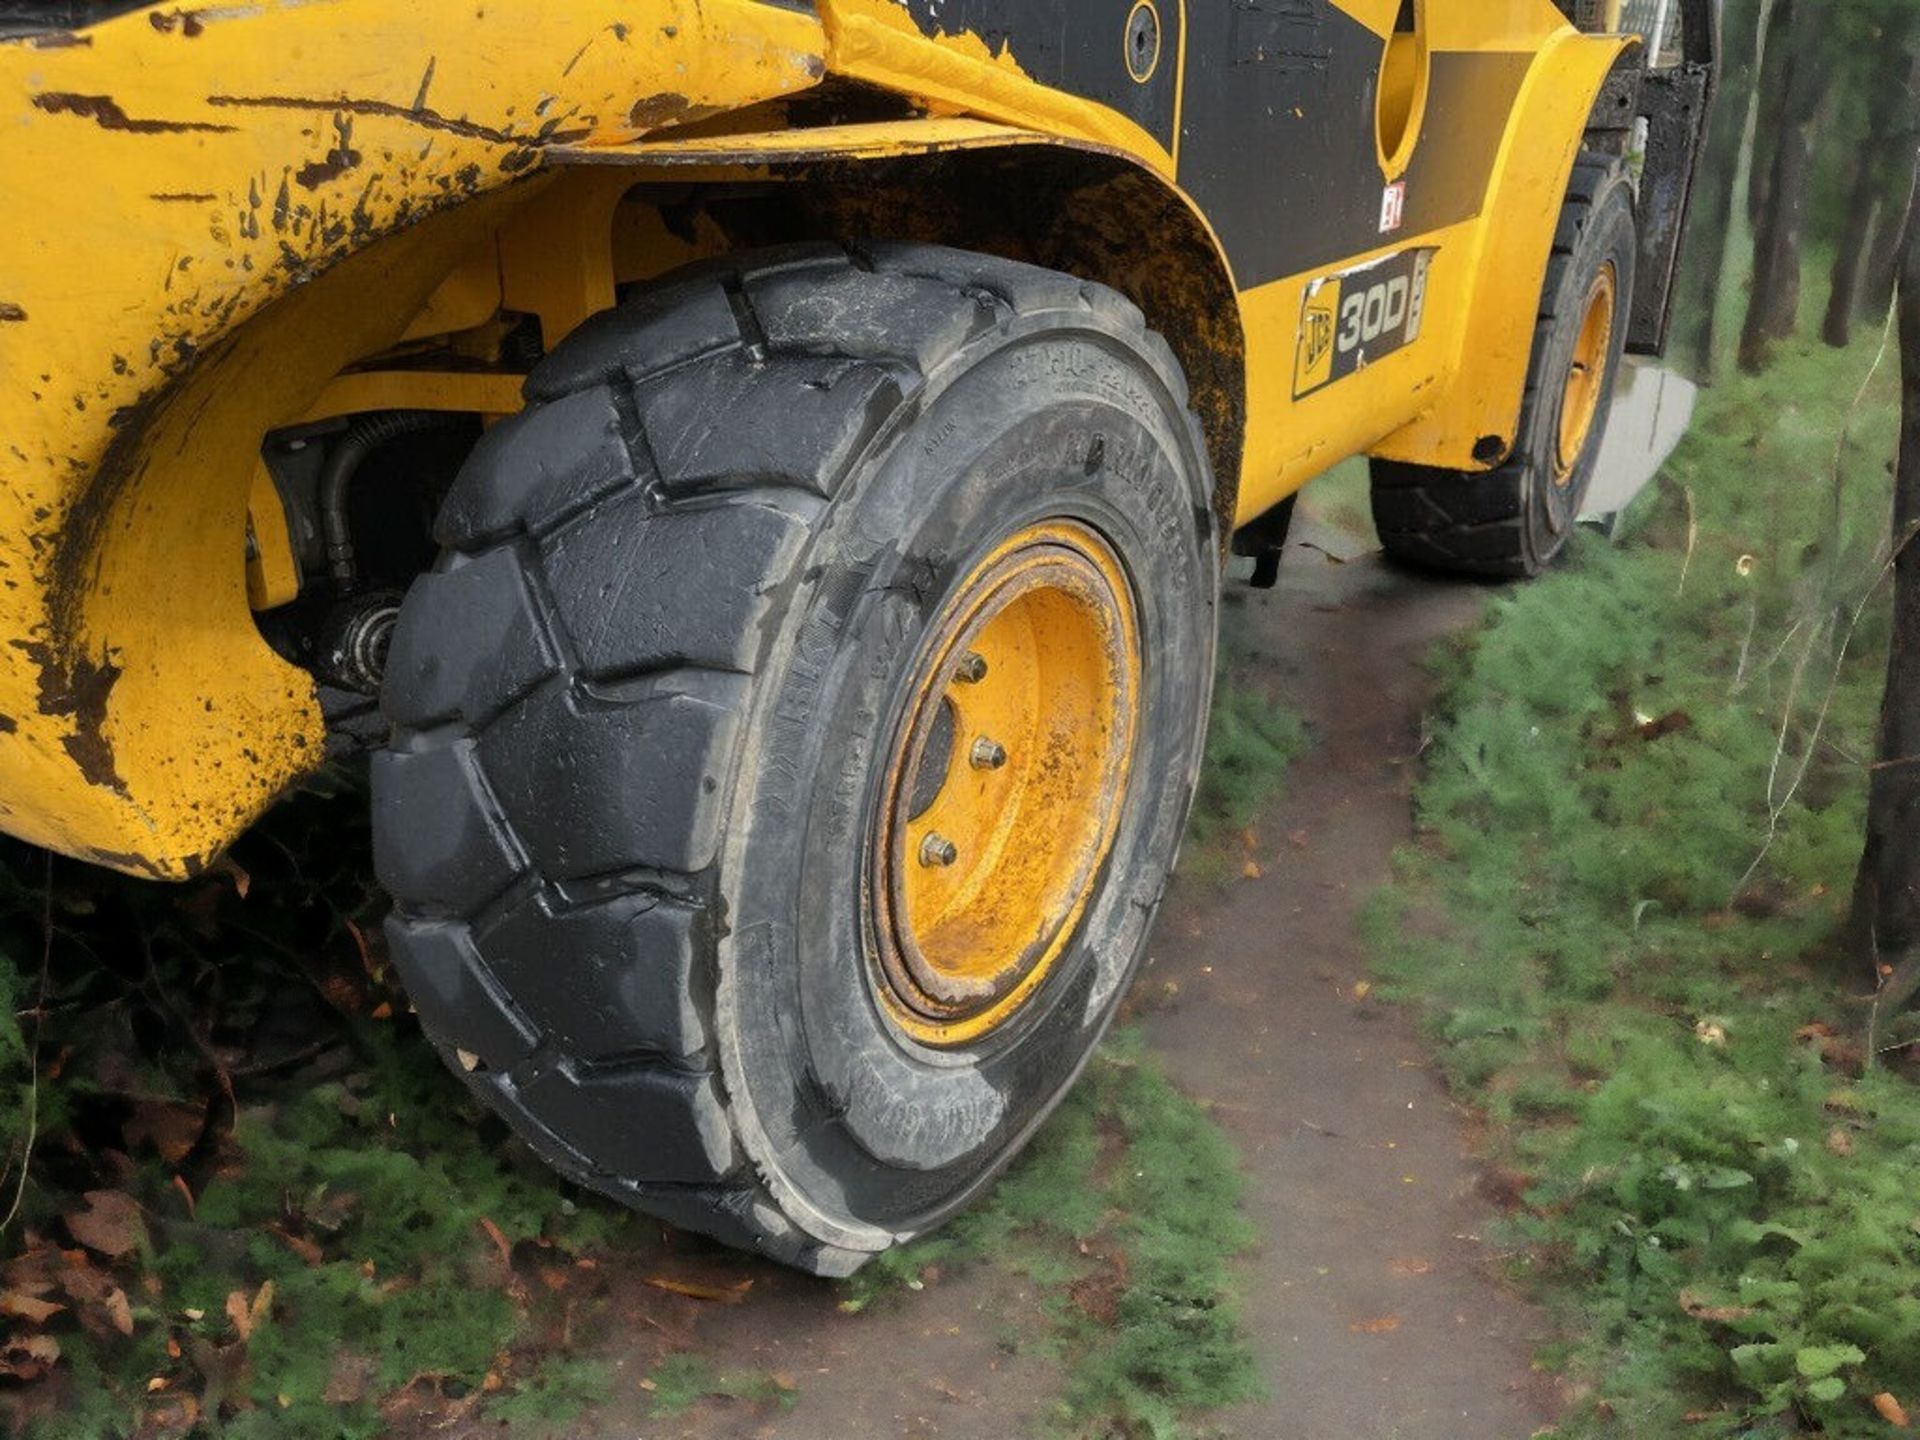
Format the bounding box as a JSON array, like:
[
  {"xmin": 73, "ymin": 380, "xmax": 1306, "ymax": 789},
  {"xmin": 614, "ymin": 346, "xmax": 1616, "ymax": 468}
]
[
  {"xmin": 1148, "ymin": 525, "xmax": 1558, "ymax": 1440},
  {"xmin": 565, "ymin": 522, "xmax": 1556, "ymax": 1440}
]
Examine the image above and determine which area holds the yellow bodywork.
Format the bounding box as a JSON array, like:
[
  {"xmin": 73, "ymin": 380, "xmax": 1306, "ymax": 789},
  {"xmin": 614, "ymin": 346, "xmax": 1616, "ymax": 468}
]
[{"xmin": 0, "ymin": 0, "xmax": 1631, "ymax": 876}]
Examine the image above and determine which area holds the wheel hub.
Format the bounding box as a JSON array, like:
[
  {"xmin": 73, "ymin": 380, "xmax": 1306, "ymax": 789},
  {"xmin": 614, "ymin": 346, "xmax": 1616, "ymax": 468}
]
[
  {"xmin": 870, "ymin": 520, "xmax": 1140, "ymax": 1048},
  {"xmin": 1555, "ymin": 261, "xmax": 1617, "ymax": 486}
]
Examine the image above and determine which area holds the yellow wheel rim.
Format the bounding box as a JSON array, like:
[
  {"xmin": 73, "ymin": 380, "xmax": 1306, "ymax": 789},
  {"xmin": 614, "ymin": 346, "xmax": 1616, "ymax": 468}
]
[
  {"xmin": 870, "ymin": 520, "xmax": 1140, "ymax": 1048},
  {"xmin": 1556, "ymin": 262, "xmax": 1617, "ymax": 486}
]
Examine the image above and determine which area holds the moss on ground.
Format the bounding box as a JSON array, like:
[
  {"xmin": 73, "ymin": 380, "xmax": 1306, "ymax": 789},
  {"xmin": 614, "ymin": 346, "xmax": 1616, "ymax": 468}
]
[{"xmin": 839, "ymin": 1028, "xmax": 1261, "ymax": 1438}]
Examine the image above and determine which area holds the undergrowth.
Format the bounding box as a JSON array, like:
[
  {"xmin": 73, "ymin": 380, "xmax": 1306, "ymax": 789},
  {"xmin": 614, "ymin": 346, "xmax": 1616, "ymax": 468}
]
[
  {"xmin": 0, "ymin": 777, "xmax": 642, "ymax": 1438},
  {"xmin": 839, "ymin": 1028, "xmax": 1261, "ymax": 1439},
  {"xmin": 1369, "ymin": 328, "xmax": 1918, "ymax": 1436}
]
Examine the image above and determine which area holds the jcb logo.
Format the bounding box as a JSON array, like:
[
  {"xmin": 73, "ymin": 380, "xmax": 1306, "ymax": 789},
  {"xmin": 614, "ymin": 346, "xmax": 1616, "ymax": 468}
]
[{"xmin": 1293, "ymin": 246, "xmax": 1434, "ymax": 398}]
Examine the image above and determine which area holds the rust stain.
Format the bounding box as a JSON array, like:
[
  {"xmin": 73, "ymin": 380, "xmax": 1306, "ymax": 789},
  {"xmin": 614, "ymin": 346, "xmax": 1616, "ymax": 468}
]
[
  {"xmin": 0, "ymin": 303, "xmax": 25, "ymax": 322},
  {"xmin": 15, "ymin": 641, "xmax": 127, "ymax": 794},
  {"xmin": 148, "ymin": 192, "xmax": 216, "ymax": 203},
  {"xmin": 295, "ymin": 113, "xmax": 363, "ymax": 189},
  {"xmin": 626, "ymin": 92, "xmax": 724, "ymax": 132},
  {"xmin": 31, "ymin": 92, "xmax": 236, "ymax": 135}
]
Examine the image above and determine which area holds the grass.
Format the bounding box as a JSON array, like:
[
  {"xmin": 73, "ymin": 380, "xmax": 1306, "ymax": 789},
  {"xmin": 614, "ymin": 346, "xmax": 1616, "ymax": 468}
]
[
  {"xmin": 1366, "ymin": 323, "xmax": 1918, "ymax": 1435},
  {"xmin": 0, "ymin": 779, "xmax": 647, "ymax": 1439},
  {"xmin": 1180, "ymin": 599, "xmax": 1312, "ymax": 887},
  {"xmin": 839, "ymin": 1027, "xmax": 1262, "ymax": 1439}
]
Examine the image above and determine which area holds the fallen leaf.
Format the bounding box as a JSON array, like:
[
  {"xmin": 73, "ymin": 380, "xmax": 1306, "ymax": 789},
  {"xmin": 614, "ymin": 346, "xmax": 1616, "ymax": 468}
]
[
  {"xmin": 1241, "ymin": 860, "xmax": 1262, "ymax": 880},
  {"xmin": 0, "ymin": 1293, "xmax": 63, "ymax": 1325},
  {"xmin": 1871, "ymin": 1392, "xmax": 1910, "ymax": 1426},
  {"xmin": 1352, "ymin": 981, "xmax": 1373, "ymax": 1002},
  {"xmin": 104, "ymin": 1287, "xmax": 133, "ymax": 1337},
  {"xmin": 1678, "ymin": 1288, "xmax": 1756, "ymax": 1323},
  {"xmin": 1350, "ymin": 1315, "xmax": 1402, "ymax": 1335},
  {"xmin": 1638, "ymin": 710, "xmax": 1692, "ymax": 741},
  {"xmin": 643, "ymin": 1275, "xmax": 754, "ymax": 1304},
  {"xmin": 1826, "ymin": 1128, "xmax": 1854, "ymax": 1158},
  {"xmin": 370, "ymin": 1002, "xmax": 393, "ymax": 1020},
  {"xmin": 0, "ymin": 1333, "xmax": 58, "ymax": 1381},
  {"xmin": 248, "ymin": 1281, "xmax": 273, "ymax": 1336},
  {"xmin": 64, "ymin": 1191, "xmax": 146, "ymax": 1259},
  {"xmin": 146, "ymin": 1375, "xmax": 168, "ymax": 1394},
  {"xmin": 267, "ymin": 1224, "xmax": 323, "ymax": 1267},
  {"xmin": 224, "ymin": 1290, "xmax": 253, "ymax": 1343}
]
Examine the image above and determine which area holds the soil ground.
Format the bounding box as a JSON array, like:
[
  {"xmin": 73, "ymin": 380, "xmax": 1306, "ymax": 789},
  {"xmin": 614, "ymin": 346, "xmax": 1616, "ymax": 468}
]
[{"xmin": 566, "ymin": 517, "xmax": 1560, "ymax": 1440}]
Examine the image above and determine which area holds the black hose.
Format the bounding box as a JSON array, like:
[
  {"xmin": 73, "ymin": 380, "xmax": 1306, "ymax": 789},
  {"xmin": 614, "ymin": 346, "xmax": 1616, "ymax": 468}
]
[{"xmin": 318, "ymin": 410, "xmax": 462, "ymax": 593}]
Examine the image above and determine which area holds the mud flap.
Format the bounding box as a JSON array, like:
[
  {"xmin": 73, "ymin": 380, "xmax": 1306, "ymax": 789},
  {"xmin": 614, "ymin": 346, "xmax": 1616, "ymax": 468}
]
[{"xmin": 1579, "ymin": 357, "xmax": 1697, "ymax": 536}]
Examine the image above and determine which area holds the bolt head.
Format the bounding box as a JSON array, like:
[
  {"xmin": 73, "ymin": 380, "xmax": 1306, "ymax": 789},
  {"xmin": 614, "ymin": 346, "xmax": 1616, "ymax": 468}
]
[
  {"xmin": 919, "ymin": 833, "xmax": 959, "ymax": 868},
  {"xmin": 970, "ymin": 737, "xmax": 1008, "ymax": 770},
  {"xmin": 953, "ymin": 651, "xmax": 988, "ymax": 684}
]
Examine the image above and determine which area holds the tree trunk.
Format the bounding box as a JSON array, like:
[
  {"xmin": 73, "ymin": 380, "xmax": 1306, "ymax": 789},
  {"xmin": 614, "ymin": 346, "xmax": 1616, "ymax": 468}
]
[
  {"xmin": 1676, "ymin": 0, "xmax": 1763, "ymax": 379},
  {"xmin": 1857, "ymin": 50, "xmax": 1920, "ymax": 324},
  {"xmin": 1823, "ymin": 24, "xmax": 1917, "ymax": 349},
  {"xmin": 1737, "ymin": 0, "xmax": 1826, "ymax": 373},
  {"xmin": 1746, "ymin": 0, "xmax": 1794, "ymax": 231},
  {"xmin": 1850, "ymin": 163, "xmax": 1920, "ymax": 991}
]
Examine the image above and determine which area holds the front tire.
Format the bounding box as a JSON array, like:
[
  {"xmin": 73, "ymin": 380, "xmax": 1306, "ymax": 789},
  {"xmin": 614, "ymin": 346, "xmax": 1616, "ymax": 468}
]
[{"xmin": 372, "ymin": 244, "xmax": 1219, "ymax": 1273}]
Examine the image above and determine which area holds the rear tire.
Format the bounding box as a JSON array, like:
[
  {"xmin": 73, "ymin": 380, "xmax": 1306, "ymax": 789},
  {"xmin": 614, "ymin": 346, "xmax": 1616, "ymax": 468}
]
[
  {"xmin": 1370, "ymin": 153, "xmax": 1637, "ymax": 578},
  {"xmin": 372, "ymin": 243, "xmax": 1218, "ymax": 1273}
]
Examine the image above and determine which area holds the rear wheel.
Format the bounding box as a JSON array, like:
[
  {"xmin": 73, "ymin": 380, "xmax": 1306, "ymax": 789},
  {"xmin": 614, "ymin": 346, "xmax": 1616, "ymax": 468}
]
[
  {"xmin": 1370, "ymin": 153, "xmax": 1637, "ymax": 577},
  {"xmin": 372, "ymin": 243, "xmax": 1218, "ymax": 1273}
]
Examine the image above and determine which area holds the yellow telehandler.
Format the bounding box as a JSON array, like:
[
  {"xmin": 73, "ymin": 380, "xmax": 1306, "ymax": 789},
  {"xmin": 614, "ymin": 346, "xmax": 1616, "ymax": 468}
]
[{"xmin": 0, "ymin": 0, "xmax": 1715, "ymax": 1270}]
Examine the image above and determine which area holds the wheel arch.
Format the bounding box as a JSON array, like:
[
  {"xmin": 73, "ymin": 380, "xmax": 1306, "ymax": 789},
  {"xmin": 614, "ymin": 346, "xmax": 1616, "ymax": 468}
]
[{"xmin": 562, "ymin": 133, "xmax": 1248, "ymax": 529}]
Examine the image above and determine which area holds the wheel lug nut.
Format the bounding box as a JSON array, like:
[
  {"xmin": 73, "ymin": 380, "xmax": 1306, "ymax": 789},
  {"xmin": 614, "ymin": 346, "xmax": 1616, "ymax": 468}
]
[
  {"xmin": 970, "ymin": 737, "xmax": 1008, "ymax": 770},
  {"xmin": 920, "ymin": 833, "xmax": 959, "ymax": 868},
  {"xmin": 953, "ymin": 651, "xmax": 988, "ymax": 684}
]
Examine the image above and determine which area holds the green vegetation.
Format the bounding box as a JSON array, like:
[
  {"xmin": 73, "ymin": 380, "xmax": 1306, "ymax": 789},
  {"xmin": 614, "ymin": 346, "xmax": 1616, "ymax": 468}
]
[
  {"xmin": 1181, "ymin": 602, "xmax": 1311, "ymax": 886},
  {"xmin": 640, "ymin": 1352, "xmax": 796, "ymax": 1417},
  {"xmin": 1368, "ymin": 328, "xmax": 1917, "ymax": 1435},
  {"xmin": 842, "ymin": 1027, "xmax": 1261, "ymax": 1438},
  {"xmin": 0, "ymin": 779, "xmax": 645, "ymax": 1438}
]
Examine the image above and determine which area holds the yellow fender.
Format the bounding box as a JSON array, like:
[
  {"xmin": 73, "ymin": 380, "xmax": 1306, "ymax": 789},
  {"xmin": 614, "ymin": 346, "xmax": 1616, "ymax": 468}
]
[{"xmin": 1374, "ymin": 27, "xmax": 1636, "ymax": 471}]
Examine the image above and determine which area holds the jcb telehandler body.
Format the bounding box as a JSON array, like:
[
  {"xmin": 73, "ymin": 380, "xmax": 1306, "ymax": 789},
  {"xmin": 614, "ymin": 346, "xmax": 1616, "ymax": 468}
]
[{"xmin": 0, "ymin": 0, "xmax": 1714, "ymax": 1269}]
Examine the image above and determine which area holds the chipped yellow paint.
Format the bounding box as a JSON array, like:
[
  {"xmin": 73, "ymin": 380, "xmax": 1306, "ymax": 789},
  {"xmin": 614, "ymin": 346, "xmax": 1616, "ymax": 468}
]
[
  {"xmin": 0, "ymin": 0, "xmax": 1631, "ymax": 876},
  {"xmin": 0, "ymin": 0, "xmax": 825, "ymax": 875}
]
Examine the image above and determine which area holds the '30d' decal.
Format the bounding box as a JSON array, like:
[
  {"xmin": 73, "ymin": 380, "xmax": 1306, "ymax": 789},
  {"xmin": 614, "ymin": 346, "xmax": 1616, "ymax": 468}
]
[{"xmin": 1293, "ymin": 246, "xmax": 1435, "ymax": 399}]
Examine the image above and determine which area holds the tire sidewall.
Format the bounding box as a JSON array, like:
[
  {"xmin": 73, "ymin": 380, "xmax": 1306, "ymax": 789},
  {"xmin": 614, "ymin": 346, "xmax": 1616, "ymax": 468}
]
[
  {"xmin": 715, "ymin": 315, "xmax": 1217, "ymax": 1252},
  {"xmin": 1523, "ymin": 171, "xmax": 1638, "ymax": 566}
]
